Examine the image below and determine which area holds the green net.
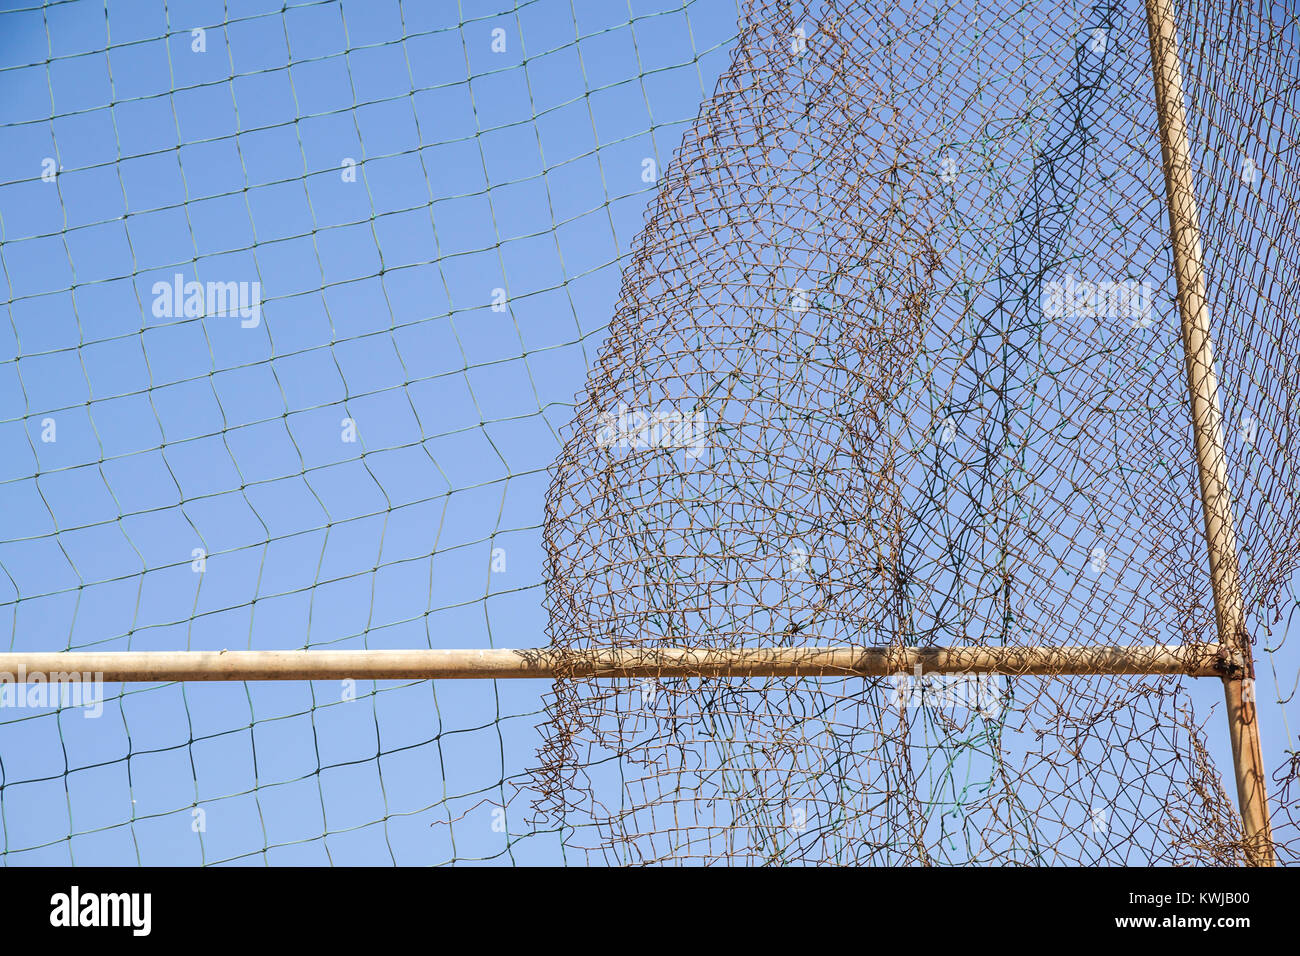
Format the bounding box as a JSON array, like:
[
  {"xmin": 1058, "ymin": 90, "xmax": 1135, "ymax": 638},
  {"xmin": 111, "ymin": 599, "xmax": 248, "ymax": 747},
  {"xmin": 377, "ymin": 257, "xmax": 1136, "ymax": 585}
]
[{"xmin": 0, "ymin": 0, "xmax": 743, "ymax": 865}]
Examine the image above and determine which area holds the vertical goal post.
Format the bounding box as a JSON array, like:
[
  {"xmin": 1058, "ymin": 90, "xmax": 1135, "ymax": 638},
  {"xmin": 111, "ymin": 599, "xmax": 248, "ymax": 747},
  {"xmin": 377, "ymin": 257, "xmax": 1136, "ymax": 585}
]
[{"xmin": 1143, "ymin": 0, "xmax": 1275, "ymax": 865}]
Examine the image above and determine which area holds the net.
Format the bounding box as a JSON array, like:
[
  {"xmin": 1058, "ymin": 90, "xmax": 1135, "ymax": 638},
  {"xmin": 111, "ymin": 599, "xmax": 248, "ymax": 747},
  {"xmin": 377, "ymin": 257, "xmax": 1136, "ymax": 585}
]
[
  {"xmin": 0, "ymin": 0, "xmax": 1298, "ymax": 866},
  {"xmin": 530, "ymin": 0, "xmax": 1300, "ymax": 864}
]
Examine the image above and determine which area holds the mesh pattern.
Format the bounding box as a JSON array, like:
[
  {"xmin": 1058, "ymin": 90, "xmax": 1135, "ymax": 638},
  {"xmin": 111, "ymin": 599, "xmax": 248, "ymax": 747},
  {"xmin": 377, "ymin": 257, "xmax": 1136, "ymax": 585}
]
[
  {"xmin": 532, "ymin": 0, "xmax": 1300, "ymax": 864},
  {"xmin": 0, "ymin": 0, "xmax": 1297, "ymax": 866},
  {"xmin": 0, "ymin": 0, "xmax": 739, "ymax": 865}
]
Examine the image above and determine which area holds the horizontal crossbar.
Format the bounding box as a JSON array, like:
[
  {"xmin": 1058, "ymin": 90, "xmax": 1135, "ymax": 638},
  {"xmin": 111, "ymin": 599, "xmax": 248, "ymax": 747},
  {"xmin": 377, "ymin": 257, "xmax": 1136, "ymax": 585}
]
[{"xmin": 0, "ymin": 644, "xmax": 1227, "ymax": 682}]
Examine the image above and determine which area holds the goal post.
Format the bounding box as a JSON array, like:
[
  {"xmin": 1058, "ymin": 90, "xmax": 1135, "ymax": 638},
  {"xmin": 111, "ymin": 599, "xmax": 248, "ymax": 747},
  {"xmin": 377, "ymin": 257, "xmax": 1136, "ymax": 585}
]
[
  {"xmin": 1143, "ymin": 0, "xmax": 1275, "ymax": 865},
  {"xmin": 0, "ymin": 643, "xmax": 1230, "ymax": 681}
]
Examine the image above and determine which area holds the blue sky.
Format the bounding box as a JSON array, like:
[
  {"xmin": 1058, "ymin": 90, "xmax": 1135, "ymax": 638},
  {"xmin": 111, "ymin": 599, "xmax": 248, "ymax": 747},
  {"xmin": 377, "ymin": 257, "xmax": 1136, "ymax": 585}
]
[
  {"xmin": 0, "ymin": 0, "xmax": 742, "ymax": 865},
  {"xmin": 0, "ymin": 0, "xmax": 1296, "ymax": 866}
]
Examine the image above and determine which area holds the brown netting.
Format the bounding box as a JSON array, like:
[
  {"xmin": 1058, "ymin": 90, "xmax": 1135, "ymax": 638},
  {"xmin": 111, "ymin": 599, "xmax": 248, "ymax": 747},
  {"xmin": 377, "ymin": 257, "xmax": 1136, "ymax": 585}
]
[{"xmin": 526, "ymin": 0, "xmax": 1300, "ymax": 864}]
